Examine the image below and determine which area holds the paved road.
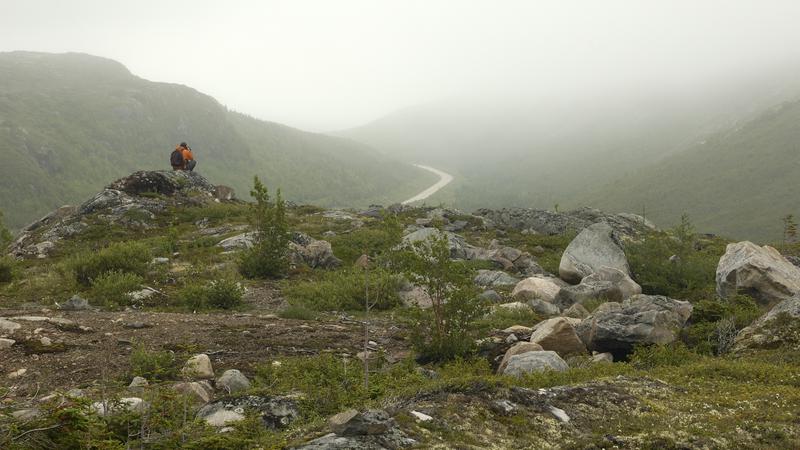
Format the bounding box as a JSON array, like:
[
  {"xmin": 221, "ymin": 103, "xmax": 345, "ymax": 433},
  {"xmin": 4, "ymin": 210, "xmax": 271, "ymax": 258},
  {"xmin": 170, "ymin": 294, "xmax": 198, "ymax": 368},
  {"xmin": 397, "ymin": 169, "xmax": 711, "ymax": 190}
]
[{"xmin": 402, "ymin": 164, "xmax": 454, "ymax": 204}]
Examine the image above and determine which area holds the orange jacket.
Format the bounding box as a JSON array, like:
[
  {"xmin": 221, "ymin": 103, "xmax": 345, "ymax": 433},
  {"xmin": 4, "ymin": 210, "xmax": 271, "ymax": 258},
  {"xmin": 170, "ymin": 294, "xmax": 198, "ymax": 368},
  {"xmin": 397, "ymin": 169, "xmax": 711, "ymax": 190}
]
[{"xmin": 181, "ymin": 147, "xmax": 194, "ymax": 161}]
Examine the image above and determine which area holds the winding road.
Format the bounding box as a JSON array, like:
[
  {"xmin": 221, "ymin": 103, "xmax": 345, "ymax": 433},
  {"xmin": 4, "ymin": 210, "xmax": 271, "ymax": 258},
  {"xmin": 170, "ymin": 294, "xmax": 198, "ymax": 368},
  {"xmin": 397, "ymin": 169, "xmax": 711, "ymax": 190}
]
[{"xmin": 402, "ymin": 164, "xmax": 454, "ymax": 204}]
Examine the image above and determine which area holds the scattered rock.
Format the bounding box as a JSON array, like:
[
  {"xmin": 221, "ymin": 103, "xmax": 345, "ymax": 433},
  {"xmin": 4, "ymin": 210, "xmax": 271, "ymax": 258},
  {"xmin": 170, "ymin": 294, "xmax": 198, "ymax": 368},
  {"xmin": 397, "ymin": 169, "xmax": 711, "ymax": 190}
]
[
  {"xmin": 576, "ymin": 294, "xmax": 693, "ymax": 358},
  {"xmin": 329, "ymin": 409, "xmax": 392, "ymax": 436},
  {"xmin": 289, "ymin": 232, "xmax": 341, "ymax": 269},
  {"xmin": 199, "ymin": 407, "xmax": 245, "ymax": 427},
  {"xmin": 398, "ymin": 283, "xmax": 432, "ymax": 308},
  {"xmin": 0, "ymin": 338, "xmax": 15, "ymax": 349},
  {"xmin": 128, "ymin": 376, "xmax": 149, "ymax": 391},
  {"xmin": 494, "ymin": 302, "xmax": 531, "ymax": 312},
  {"xmin": 716, "ymin": 241, "xmax": 800, "ymax": 305},
  {"xmin": 59, "ymin": 295, "xmax": 90, "ymax": 311},
  {"xmin": 123, "ymin": 321, "xmax": 153, "ymax": 329},
  {"xmin": 183, "ymin": 354, "xmax": 215, "ymax": 380},
  {"xmin": 490, "ymin": 399, "xmax": 517, "ymax": 415},
  {"xmin": 7, "ymin": 368, "xmax": 27, "ymax": 379},
  {"xmin": 410, "ymin": 410, "xmax": 432, "ymax": 422},
  {"xmin": 502, "ymin": 325, "xmax": 532, "ymax": 335},
  {"xmin": 174, "ymin": 381, "xmax": 214, "ymax": 404},
  {"xmin": 547, "ymin": 405, "xmax": 570, "ymax": 423},
  {"xmin": 734, "ymin": 294, "xmax": 800, "ymax": 351},
  {"xmin": 217, "ymin": 369, "xmax": 251, "ymax": 394},
  {"xmin": 529, "ymin": 317, "xmax": 587, "ymax": 357},
  {"xmin": 12, "ymin": 409, "xmax": 42, "ymax": 420},
  {"xmin": 563, "ymin": 303, "xmax": 590, "ymax": 319},
  {"xmin": 502, "ymin": 350, "xmax": 569, "ymax": 377},
  {"xmin": 151, "ymin": 257, "xmax": 170, "ymax": 264},
  {"xmin": 527, "ymin": 298, "xmax": 560, "ymax": 316},
  {"xmin": 579, "ymin": 266, "xmax": 642, "ymax": 301},
  {"xmin": 591, "ymin": 352, "xmax": 614, "ymax": 363},
  {"xmin": 92, "ymin": 397, "xmax": 145, "ymax": 417},
  {"xmin": 0, "ymin": 318, "xmax": 22, "ymax": 334},
  {"xmin": 474, "ymin": 270, "xmax": 519, "ymax": 287},
  {"xmin": 197, "ymin": 395, "xmax": 299, "ymax": 429},
  {"xmin": 512, "ymin": 276, "xmax": 565, "ymax": 303},
  {"xmin": 559, "ymin": 223, "xmax": 631, "ymax": 284},
  {"xmin": 479, "ymin": 289, "xmax": 503, "ymax": 303},
  {"xmin": 218, "ymin": 232, "xmax": 258, "ymax": 251},
  {"xmin": 497, "ymin": 342, "xmax": 544, "ymax": 374},
  {"xmin": 474, "ymin": 207, "xmax": 654, "ymax": 239}
]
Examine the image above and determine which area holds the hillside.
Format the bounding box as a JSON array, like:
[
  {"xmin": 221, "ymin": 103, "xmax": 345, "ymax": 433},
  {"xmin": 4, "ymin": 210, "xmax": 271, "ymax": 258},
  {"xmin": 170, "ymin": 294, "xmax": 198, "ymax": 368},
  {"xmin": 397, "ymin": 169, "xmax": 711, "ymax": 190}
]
[
  {"xmin": 0, "ymin": 51, "xmax": 436, "ymax": 229},
  {"xmin": 2, "ymin": 170, "xmax": 800, "ymax": 448},
  {"xmin": 580, "ymin": 100, "xmax": 800, "ymax": 241}
]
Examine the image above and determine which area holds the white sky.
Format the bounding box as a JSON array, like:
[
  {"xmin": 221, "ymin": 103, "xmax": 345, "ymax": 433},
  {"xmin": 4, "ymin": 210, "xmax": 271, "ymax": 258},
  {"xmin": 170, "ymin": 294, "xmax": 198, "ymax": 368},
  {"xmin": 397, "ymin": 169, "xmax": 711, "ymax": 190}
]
[{"xmin": 2, "ymin": 0, "xmax": 800, "ymax": 131}]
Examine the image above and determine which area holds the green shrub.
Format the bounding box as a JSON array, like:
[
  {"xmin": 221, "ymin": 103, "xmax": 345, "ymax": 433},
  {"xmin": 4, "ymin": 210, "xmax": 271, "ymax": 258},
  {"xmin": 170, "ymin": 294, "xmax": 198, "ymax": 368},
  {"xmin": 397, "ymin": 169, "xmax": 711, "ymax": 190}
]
[
  {"xmin": 629, "ymin": 342, "xmax": 702, "ymax": 369},
  {"xmin": 283, "ymin": 268, "xmax": 402, "ymax": 311},
  {"xmin": 278, "ymin": 303, "xmax": 318, "ymax": 320},
  {"xmin": 239, "ymin": 177, "xmax": 289, "ymax": 279},
  {"xmin": 684, "ymin": 295, "xmax": 761, "ymax": 354},
  {"xmin": 177, "ymin": 279, "xmax": 244, "ymax": 310},
  {"xmin": 89, "ymin": 270, "xmax": 143, "ymax": 307},
  {"xmin": 67, "ymin": 241, "xmax": 152, "ymax": 286},
  {"xmin": 626, "ymin": 220, "xmax": 725, "ymax": 301},
  {"xmin": 0, "ymin": 256, "xmax": 15, "ymax": 283},
  {"xmin": 129, "ymin": 343, "xmax": 177, "ymax": 380},
  {"xmin": 472, "ymin": 307, "xmax": 542, "ymax": 335},
  {"xmin": 329, "ymin": 218, "xmax": 402, "ymax": 265}
]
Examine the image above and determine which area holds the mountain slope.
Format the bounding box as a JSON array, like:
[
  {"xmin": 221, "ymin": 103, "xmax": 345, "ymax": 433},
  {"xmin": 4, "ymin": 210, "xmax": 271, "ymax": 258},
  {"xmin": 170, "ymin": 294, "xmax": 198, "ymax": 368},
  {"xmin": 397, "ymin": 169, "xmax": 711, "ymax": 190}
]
[
  {"xmin": 578, "ymin": 100, "xmax": 800, "ymax": 241},
  {"xmin": 0, "ymin": 51, "xmax": 435, "ymax": 229}
]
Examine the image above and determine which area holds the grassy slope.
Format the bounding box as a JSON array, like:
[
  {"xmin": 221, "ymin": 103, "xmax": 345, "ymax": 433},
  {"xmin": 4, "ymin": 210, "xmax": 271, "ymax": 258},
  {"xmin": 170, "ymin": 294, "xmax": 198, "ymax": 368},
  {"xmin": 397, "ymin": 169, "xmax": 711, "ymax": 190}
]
[
  {"xmin": 0, "ymin": 52, "xmax": 435, "ymax": 229},
  {"xmin": 578, "ymin": 100, "xmax": 800, "ymax": 242}
]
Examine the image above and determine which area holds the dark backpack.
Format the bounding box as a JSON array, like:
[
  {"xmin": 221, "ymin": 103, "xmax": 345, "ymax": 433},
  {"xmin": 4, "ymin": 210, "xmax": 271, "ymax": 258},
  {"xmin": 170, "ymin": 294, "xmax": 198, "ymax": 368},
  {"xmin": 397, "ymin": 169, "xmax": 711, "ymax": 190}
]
[{"xmin": 170, "ymin": 149, "xmax": 184, "ymax": 167}]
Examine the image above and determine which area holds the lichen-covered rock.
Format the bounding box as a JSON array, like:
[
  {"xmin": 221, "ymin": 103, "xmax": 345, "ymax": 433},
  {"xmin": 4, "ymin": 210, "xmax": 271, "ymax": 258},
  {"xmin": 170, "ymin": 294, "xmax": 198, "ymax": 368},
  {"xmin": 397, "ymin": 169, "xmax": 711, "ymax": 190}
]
[
  {"xmin": 734, "ymin": 295, "xmax": 800, "ymax": 351},
  {"xmin": 576, "ymin": 294, "xmax": 693, "ymax": 358},
  {"xmin": 182, "ymin": 354, "xmax": 214, "ymax": 380},
  {"xmin": 716, "ymin": 241, "xmax": 800, "ymax": 305},
  {"xmin": 559, "ymin": 223, "xmax": 631, "ymax": 284},
  {"xmin": 502, "ymin": 350, "xmax": 569, "ymax": 377},
  {"xmin": 474, "ymin": 270, "xmax": 519, "ymax": 287},
  {"xmin": 496, "ymin": 342, "xmax": 544, "ymax": 374},
  {"xmin": 197, "ymin": 395, "xmax": 299, "ymax": 429},
  {"xmin": 473, "ymin": 207, "xmax": 654, "ymax": 239}
]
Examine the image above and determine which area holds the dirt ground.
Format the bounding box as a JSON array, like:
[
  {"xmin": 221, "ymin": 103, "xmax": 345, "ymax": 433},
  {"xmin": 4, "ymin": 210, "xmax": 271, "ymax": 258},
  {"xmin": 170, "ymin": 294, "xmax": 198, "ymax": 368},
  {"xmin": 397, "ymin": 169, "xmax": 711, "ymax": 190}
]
[{"xmin": 0, "ymin": 282, "xmax": 409, "ymax": 402}]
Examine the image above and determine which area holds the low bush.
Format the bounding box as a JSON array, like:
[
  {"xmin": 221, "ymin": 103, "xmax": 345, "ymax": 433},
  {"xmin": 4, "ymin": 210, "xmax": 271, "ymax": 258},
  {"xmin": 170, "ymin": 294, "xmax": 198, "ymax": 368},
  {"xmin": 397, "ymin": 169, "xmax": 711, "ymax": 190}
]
[
  {"xmin": 129, "ymin": 343, "xmax": 177, "ymax": 380},
  {"xmin": 629, "ymin": 342, "xmax": 702, "ymax": 369},
  {"xmin": 472, "ymin": 307, "xmax": 542, "ymax": 335},
  {"xmin": 283, "ymin": 268, "xmax": 403, "ymax": 311},
  {"xmin": 66, "ymin": 241, "xmax": 152, "ymax": 286},
  {"xmin": 684, "ymin": 295, "xmax": 761, "ymax": 354},
  {"xmin": 328, "ymin": 218, "xmax": 402, "ymax": 265},
  {"xmin": 89, "ymin": 270, "xmax": 143, "ymax": 307},
  {"xmin": 0, "ymin": 256, "xmax": 15, "ymax": 283},
  {"xmin": 177, "ymin": 279, "xmax": 244, "ymax": 310},
  {"xmin": 278, "ymin": 303, "xmax": 318, "ymax": 320}
]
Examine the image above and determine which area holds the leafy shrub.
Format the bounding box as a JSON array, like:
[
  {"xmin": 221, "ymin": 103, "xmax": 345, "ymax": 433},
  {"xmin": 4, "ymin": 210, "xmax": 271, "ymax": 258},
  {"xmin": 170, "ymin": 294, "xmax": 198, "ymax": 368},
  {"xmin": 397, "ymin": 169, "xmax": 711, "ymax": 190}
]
[
  {"xmin": 629, "ymin": 342, "xmax": 702, "ymax": 369},
  {"xmin": 626, "ymin": 217, "xmax": 725, "ymax": 301},
  {"xmin": 129, "ymin": 343, "xmax": 177, "ymax": 380},
  {"xmin": 177, "ymin": 279, "xmax": 244, "ymax": 310},
  {"xmin": 329, "ymin": 217, "xmax": 403, "ymax": 265},
  {"xmin": 278, "ymin": 303, "xmax": 318, "ymax": 320},
  {"xmin": 0, "ymin": 256, "xmax": 15, "ymax": 283},
  {"xmin": 67, "ymin": 241, "xmax": 152, "ymax": 286},
  {"xmin": 89, "ymin": 270, "xmax": 143, "ymax": 307},
  {"xmin": 472, "ymin": 307, "xmax": 542, "ymax": 335},
  {"xmin": 684, "ymin": 295, "xmax": 761, "ymax": 354},
  {"xmin": 239, "ymin": 177, "xmax": 289, "ymax": 279},
  {"xmin": 283, "ymin": 268, "xmax": 402, "ymax": 311},
  {"xmin": 394, "ymin": 234, "xmax": 486, "ymax": 363}
]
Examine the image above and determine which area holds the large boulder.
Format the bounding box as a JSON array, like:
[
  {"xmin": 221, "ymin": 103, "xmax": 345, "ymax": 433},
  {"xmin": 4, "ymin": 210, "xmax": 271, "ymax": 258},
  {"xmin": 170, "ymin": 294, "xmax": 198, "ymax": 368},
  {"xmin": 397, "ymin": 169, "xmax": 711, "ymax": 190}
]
[
  {"xmin": 559, "ymin": 223, "xmax": 630, "ymax": 284},
  {"xmin": 197, "ymin": 395, "xmax": 299, "ymax": 429},
  {"xmin": 716, "ymin": 241, "xmax": 800, "ymax": 305},
  {"xmin": 734, "ymin": 295, "xmax": 800, "ymax": 351},
  {"xmin": 529, "ymin": 317, "xmax": 587, "ymax": 357},
  {"xmin": 576, "ymin": 294, "xmax": 693, "ymax": 358},
  {"xmin": 512, "ymin": 276, "xmax": 565, "ymax": 303},
  {"xmin": 501, "ymin": 351, "xmax": 569, "ymax": 377},
  {"xmin": 289, "ymin": 232, "xmax": 341, "ymax": 269}
]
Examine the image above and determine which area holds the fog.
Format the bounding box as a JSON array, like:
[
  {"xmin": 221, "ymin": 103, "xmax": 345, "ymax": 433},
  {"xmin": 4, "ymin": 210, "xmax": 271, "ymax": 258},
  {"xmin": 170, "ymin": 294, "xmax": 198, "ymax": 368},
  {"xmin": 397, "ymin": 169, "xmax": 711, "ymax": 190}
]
[{"xmin": 2, "ymin": 0, "xmax": 800, "ymax": 131}]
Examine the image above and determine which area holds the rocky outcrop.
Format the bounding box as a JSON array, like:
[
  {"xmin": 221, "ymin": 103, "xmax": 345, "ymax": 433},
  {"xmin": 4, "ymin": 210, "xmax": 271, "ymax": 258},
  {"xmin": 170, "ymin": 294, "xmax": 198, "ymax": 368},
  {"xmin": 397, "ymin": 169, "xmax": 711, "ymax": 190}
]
[
  {"xmin": 197, "ymin": 395, "xmax": 299, "ymax": 429},
  {"xmin": 576, "ymin": 294, "xmax": 693, "ymax": 358},
  {"xmin": 734, "ymin": 295, "xmax": 800, "ymax": 351},
  {"xmin": 559, "ymin": 223, "xmax": 631, "ymax": 284},
  {"xmin": 501, "ymin": 351, "xmax": 569, "ymax": 377},
  {"xmin": 217, "ymin": 231, "xmax": 341, "ymax": 269},
  {"xmin": 474, "ymin": 206, "xmax": 655, "ymax": 239},
  {"xmin": 716, "ymin": 241, "xmax": 800, "ymax": 305},
  {"xmin": 295, "ymin": 409, "xmax": 416, "ymax": 449}
]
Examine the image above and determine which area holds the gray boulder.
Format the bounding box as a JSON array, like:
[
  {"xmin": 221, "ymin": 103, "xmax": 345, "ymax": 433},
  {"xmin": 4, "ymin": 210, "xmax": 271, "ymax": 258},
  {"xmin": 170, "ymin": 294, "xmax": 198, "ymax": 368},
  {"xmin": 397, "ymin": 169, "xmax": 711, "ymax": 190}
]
[
  {"xmin": 529, "ymin": 317, "xmax": 587, "ymax": 357},
  {"xmin": 479, "ymin": 290, "xmax": 503, "ymax": 303},
  {"xmin": 501, "ymin": 350, "xmax": 569, "ymax": 377},
  {"xmin": 496, "ymin": 342, "xmax": 544, "ymax": 374},
  {"xmin": 289, "ymin": 233, "xmax": 341, "ymax": 269},
  {"xmin": 527, "ymin": 298, "xmax": 560, "ymax": 316},
  {"xmin": 512, "ymin": 276, "xmax": 565, "ymax": 303},
  {"xmin": 716, "ymin": 241, "xmax": 800, "ymax": 305},
  {"xmin": 734, "ymin": 295, "xmax": 800, "ymax": 351},
  {"xmin": 329, "ymin": 409, "xmax": 392, "ymax": 436},
  {"xmin": 217, "ymin": 369, "xmax": 251, "ymax": 394},
  {"xmin": 197, "ymin": 395, "xmax": 299, "ymax": 429},
  {"xmin": 402, "ymin": 228, "xmax": 470, "ymax": 259},
  {"xmin": 576, "ymin": 294, "xmax": 693, "ymax": 358},
  {"xmin": 559, "ymin": 223, "xmax": 630, "ymax": 284},
  {"xmin": 474, "ymin": 270, "xmax": 519, "ymax": 287}
]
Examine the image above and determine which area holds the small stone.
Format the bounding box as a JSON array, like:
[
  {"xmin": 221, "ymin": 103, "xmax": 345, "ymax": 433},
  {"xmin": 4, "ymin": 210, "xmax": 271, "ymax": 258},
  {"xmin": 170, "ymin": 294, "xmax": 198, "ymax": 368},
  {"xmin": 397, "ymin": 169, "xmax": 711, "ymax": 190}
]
[
  {"xmin": 129, "ymin": 376, "xmax": 149, "ymax": 390},
  {"xmin": 505, "ymin": 334, "xmax": 518, "ymax": 344},
  {"xmin": 490, "ymin": 399, "xmax": 517, "ymax": 415},
  {"xmin": 7, "ymin": 368, "xmax": 27, "ymax": 379},
  {"xmin": 0, "ymin": 338, "xmax": 15, "ymax": 349},
  {"xmin": 183, "ymin": 354, "xmax": 214, "ymax": 380},
  {"xmin": 203, "ymin": 409, "xmax": 245, "ymax": 427},
  {"xmin": 410, "ymin": 410, "xmax": 432, "ymax": 422},
  {"xmin": 0, "ymin": 318, "xmax": 22, "ymax": 334},
  {"xmin": 591, "ymin": 352, "xmax": 614, "ymax": 364},
  {"xmin": 12, "ymin": 409, "xmax": 41, "ymax": 420},
  {"xmin": 39, "ymin": 337, "xmax": 52, "ymax": 346},
  {"xmin": 174, "ymin": 381, "xmax": 214, "ymax": 404},
  {"xmin": 548, "ymin": 405, "xmax": 570, "ymax": 423},
  {"xmin": 479, "ymin": 290, "xmax": 503, "ymax": 303},
  {"xmin": 123, "ymin": 322, "xmax": 153, "ymax": 329},
  {"xmin": 91, "ymin": 397, "xmax": 145, "ymax": 417},
  {"xmin": 151, "ymin": 257, "xmax": 170, "ymax": 264},
  {"xmin": 329, "ymin": 409, "xmax": 391, "ymax": 436},
  {"xmin": 60, "ymin": 295, "xmax": 90, "ymax": 311},
  {"xmin": 216, "ymin": 369, "xmax": 251, "ymax": 394}
]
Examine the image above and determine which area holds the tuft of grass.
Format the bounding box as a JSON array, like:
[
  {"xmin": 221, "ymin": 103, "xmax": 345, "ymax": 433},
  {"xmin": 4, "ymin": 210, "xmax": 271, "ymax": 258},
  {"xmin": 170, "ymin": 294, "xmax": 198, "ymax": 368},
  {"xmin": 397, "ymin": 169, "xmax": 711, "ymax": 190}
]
[
  {"xmin": 129, "ymin": 343, "xmax": 178, "ymax": 380},
  {"xmin": 283, "ymin": 268, "xmax": 402, "ymax": 312},
  {"xmin": 89, "ymin": 270, "xmax": 144, "ymax": 308},
  {"xmin": 278, "ymin": 303, "xmax": 318, "ymax": 320},
  {"xmin": 176, "ymin": 279, "xmax": 244, "ymax": 310}
]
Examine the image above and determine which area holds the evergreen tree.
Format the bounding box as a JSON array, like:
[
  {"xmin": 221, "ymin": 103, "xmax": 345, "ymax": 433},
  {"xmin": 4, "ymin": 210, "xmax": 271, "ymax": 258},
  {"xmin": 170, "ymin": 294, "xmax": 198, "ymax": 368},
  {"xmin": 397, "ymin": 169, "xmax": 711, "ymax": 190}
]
[{"xmin": 239, "ymin": 176, "xmax": 289, "ymax": 278}]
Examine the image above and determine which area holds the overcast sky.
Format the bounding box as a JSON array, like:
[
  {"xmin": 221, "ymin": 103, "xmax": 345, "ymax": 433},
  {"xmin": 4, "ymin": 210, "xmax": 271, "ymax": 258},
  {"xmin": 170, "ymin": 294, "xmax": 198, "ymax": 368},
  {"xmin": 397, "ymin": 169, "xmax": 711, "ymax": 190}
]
[{"xmin": 2, "ymin": 0, "xmax": 800, "ymax": 131}]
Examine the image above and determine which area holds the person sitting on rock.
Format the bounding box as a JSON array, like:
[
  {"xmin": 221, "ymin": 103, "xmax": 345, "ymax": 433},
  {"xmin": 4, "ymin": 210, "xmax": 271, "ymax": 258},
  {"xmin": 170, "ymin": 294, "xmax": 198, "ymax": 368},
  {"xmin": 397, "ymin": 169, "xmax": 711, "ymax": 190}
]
[
  {"xmin": 181, "ymin": 142, "xmax": 196, "ymax": 172},
  {"xmin": 170, "ymin": 143, "xmax": 185, "ymax": 170}
]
